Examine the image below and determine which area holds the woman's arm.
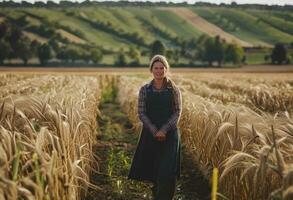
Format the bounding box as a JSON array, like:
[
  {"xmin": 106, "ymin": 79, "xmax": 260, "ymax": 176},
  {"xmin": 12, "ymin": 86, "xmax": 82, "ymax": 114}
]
[
  {"xmin": 159, "ymin": 86, "xmax": 182, "ymax": 135},
  {"xmin": 138, "ymin": 86, "xmax": 158, "ymax": 136}
]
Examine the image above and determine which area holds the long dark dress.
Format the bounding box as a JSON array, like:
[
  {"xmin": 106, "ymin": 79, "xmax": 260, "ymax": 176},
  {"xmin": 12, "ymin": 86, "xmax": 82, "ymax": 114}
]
[{"xmin": 128, "ymin": 85, "xmax": 181, "ymax": 183}]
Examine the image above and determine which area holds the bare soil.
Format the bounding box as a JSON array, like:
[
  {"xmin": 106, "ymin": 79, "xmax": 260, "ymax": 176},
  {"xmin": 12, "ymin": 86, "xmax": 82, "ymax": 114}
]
[{"xmin": 84, "ymin": 99, "xmax": 211, "ymax": 200}]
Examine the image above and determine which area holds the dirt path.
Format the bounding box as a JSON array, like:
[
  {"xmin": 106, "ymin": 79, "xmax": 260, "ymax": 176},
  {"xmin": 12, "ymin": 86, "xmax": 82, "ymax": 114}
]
[{"xmin": 84, "ymin": 91, "xmax": 211, "ymax": 200}]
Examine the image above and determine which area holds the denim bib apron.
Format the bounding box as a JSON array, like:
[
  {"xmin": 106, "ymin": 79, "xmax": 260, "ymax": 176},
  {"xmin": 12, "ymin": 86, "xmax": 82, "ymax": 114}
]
[{"xmin": 128, "ymin": 86, "xmax": 181, "ymax": 183}]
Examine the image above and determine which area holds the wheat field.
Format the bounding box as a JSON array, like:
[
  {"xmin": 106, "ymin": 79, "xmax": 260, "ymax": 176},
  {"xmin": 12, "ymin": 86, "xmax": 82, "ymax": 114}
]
[
  {"xmin": 0, "ymin": 72, "xmax": 292, "ymax": 200},
  {"xmin": 118, "ymin": 73, "xmax": 293, "ymax": 200}
]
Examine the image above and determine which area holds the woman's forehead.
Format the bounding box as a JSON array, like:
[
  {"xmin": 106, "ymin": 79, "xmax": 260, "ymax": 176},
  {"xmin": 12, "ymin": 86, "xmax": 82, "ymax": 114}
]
[{"xmin": 152, "ymin": 61, "xmax": 165, "ymax": 67}]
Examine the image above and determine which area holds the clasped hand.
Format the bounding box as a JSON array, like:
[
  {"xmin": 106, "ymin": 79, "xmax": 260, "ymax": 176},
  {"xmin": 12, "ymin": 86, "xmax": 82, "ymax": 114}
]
[{"xmin": 155, "ymin": 131, "xmax": 166, "ymax": 141}]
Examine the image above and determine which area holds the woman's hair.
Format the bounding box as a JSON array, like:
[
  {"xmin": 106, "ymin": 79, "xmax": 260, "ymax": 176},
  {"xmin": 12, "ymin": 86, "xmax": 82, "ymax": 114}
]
[
  {"xmin": 149, "ymin": 54, "xmax": 170, "ymax": 72},
  {"xmin": 149, "ymin": 55, "xmax": 178, "ymax": 111}
]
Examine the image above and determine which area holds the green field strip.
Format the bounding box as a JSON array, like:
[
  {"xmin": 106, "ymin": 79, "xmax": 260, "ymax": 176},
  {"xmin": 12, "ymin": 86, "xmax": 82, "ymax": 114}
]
[
  {"xmin": 74, "ymin": 7, "xmax": 149, "ymax": 47},
  {"xmin": 191, "ymin": 7, "xmax": 265, "ymax": 46},
  {"xmin": 192, "ymin": 7, "xmax": 293, "ymax": 45},
  {"xmin": 270, "ymin": 11, "xmax": 293, "ymax": 23},
  {"xmin": 247, "ymin": 10, "xmax": 293, "ymax": 35},
  {"xmin": 0, "ymin": 9, "xmax": 25, "ymax": 20},
  {"xmin": 128, "ymin": 8, "xmax": 180, "ymax": 47},
  {"xmin": 22, "ymin": 8, "xmax": 134, "ymax": 51},
  {"xmin": 111, "ymin": 8, "xmax": 156, "ymax": 42},
  {"xmin": 152, "ymin": 8, "xmax": 202, "ymax": 39},
  {"xmin": 211, "ymin": 8, "xmax": 293, "ymax": 44}
]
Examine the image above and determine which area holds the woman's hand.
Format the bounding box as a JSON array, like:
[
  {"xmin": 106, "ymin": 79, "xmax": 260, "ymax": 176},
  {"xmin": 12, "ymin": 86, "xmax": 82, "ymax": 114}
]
[{"xmin": 155, "ymin": 131, "xmax": 166, "ymax": 141}]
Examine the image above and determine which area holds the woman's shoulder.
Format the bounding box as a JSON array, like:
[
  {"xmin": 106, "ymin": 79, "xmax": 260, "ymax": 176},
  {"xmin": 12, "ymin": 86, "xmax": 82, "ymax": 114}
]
[
  {"xmin": 142, "ymin": 79, "xmax": 153, "ymax": 89},
  {"xmin": 166, "ymin": 77, "xmax": 180, "ymax": 91},
  {"xmin": 139, "ymin": 81, "xmax": 152, "ymax": 92}
]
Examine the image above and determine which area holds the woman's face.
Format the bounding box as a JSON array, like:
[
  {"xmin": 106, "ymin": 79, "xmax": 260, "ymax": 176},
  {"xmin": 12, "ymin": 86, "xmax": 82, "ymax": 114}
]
[{"xmin": 151, "ymin": 61, "xmax": 167, "ymax": 80}]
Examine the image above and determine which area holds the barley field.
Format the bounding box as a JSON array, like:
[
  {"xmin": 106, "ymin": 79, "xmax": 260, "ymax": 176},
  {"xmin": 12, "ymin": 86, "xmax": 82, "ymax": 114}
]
[{"xmin": 0, "ymin": 70, "xmax": 292, "ymax": 200}]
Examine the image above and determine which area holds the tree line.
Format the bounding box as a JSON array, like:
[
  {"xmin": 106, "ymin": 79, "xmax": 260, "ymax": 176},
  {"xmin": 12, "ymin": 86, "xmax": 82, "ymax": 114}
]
[
  {"xmin": 0, "ymin": 20, "xmax": 290, "ymax": 67},
  {"xmin": 150, "ymin": 36, "xmax": 290, "ymax": 67},
  {"xmin": 0, "ymin": 22, "xmax": 103, "ymax": 65},
  {"xmin": 0, "ymin": 1, "xmax": 292, "ymax": 11}
]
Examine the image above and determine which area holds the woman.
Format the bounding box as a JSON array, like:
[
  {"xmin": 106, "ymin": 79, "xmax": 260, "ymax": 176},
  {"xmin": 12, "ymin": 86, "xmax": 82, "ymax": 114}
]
[{"xmin": 128, "ymin": 55, "xmax": 182, "ymax": 200}]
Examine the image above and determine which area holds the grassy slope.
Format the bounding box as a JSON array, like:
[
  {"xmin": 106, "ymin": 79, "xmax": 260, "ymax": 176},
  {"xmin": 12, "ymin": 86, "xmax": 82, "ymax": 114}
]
[
  {"xmin": 107, "ymin": 7, "xmax": 154, "ymax": 42},
  {"xmin": 247, "ymin": 9, "xmax": 293, "ymax": 35},
  {"xmin": 192, "ymin": 7, "xmax": 293, "ymax": 46},
  {"xmin": 2, "ymin": 7, "xmax": 293, "ymax": 48},
  {"xmin": 191, "ymin": 7, "xmax": 267, "ymax": 46},
  {"xmin": 1, "ymin": 6, "xmax": 293, "ymax": 66},
  {"xmin": 152, "ymin": 8, "xmax": 202, "ymax": 39},
  {"xmin": 0, "ymin": 9, "xmax": 49, "ymax": 44},
  {"xmin": 80, "ymin": 7, "xmax": 155, "ymax": 46},
  {"xmin": 0, "ymin": 9, "xmax": 25, "ymax": 20},
  {"xmin": 271, "ymin": 11, "xmax": 293, "ymax": 22},
  {"xmin": 24, "ymin": 8, "xmax": 134, "ymax": 51},
  {"xmin": 128, "ymin": 8, "xmax": 175, "ymax": 45},
  {"xmin": 128, "ymin": 7, "xmax": 207, "ymax": 48}
]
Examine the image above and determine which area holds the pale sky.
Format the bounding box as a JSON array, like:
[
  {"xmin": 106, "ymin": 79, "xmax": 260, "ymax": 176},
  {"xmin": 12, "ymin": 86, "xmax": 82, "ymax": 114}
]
[{"xmin": 7, "ymin": 0, "xmax": 293, "ymax": 6}]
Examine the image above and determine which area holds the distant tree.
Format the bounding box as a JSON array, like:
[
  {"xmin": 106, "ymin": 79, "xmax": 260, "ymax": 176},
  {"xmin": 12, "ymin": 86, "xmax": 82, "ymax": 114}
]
[
  {"xmin": 0, "ymin": 40, "xmax": 11, "ymax": 64},
  {"xmin": 128, "ymin": 46, "xmax": 140, "ymax": 65},
  {"xmin": 225, "ymin": 43, "xmax": 244, "ymax": 65},
  {"xmin": 187, "ymin": 38, "xmax": 197, "ymax": 49},
  {"xmin": 46, "ymin": 0, "xmax": 58, "ymax": 7},
  {"xmin": 30, "ymin": 40, "xmax": 41, "ymax": 55},
  {"xmin": 271, "ymin": 43, "xmax": 287, "ymax": 64},
  {"xmin": 17, "ymin": 16, "xmax": 28, "ymax": 27},
  {"xmin": 197, "ymin": 34, "xmax": 210, "ymax": 46},
  {"xmin": 241, "ymin": 55, "xmax": 247, "ymax": 64},
  {"xmin": 59, "ymin": 1, "xmax": 76, "ymax": 7},
  {"xmin": 286, "ymin": 55, "xmax": 291, "ymax": 64},
  {"xmin": 173, "ymin": 49, "xmax": 180, "ymax": 63},
  {"xmin": 90, "ymin": 49, "xmax": 103, "ymax": 64},
  {"xmin": 34, "ymin": 1, "xmax": 46, "ymax": 7},
  {"xmin": 115, "ymin": 51, "xmax": 127, "ymax": 66},
  {"xmin": 16, "ymin": 38, "xmax": 33, "ymax": 65},
  {"xmin": 79, "ymin": 51, "xmax": 91, "ymax": 64},
  {"xmin": 202, "ymin": 37, "xmax": 215, "ymax": 66},
  {"xmin": 166, "ymin": 49, "xmax": 173, "ymax": 61},
  {"xmin": 21, "ymin": 1, "xmax": 33, "ymax": 7},
  {"xmin": 150, "ymin": 40, "xmax": 165, "ymax": 58},
  {"xmin": 231, "ymin": 1, "xmax": 238, "ymax": 7},
  {"xmin": 264, "ymin": 55, "xmax": 270, "ymax": 63},
  {"xmin": 37, "ymin": 43, "xmax": 52, "ymax": 65},
  {"xmin": 0, "ymin": 22, "xmax": 8, "ymax": 39},
  {"xmin": 48, "ymin": 38, "xmax": 60, "ymax": 53},
  {"xmin": 196, "ymin": 34, "xmax": 210, "ymax": 61},
  {"xmin": 214, "ymin": 36, "xmax": 225, "ymax": 67},
  {"xmin": 38, "ymin": 24, "xmax": 55, "ymax": 38},
  {"xmin": 66, "ymin": 47, "xmax": 80, "ymax": 63},
  {"xmin": 56, "ymin": 48, "xmax": 69, "ymax": 62},
  {"xmin": 202, "ymin": 36, "xmax": 225, "ymax": 67},
  {"xmin": 7, "ymin": 25, "xmax": 22, "ymax": 46},
  {"xmin": 180, "ymin": 40, "xmax": 187, "ymax": 56}
]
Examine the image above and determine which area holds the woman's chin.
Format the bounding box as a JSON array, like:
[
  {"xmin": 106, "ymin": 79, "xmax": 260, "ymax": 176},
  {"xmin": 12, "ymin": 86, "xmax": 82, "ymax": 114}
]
[{"xmin": 154, "ymin": 76, "xmax": 164, "ymax": 80}]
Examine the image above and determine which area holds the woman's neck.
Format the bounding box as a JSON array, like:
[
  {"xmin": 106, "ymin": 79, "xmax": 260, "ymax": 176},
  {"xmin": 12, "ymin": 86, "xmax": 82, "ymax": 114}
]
[{"xmin": 153, "ymin": 77, "xmax": 165, "ymax": 89}]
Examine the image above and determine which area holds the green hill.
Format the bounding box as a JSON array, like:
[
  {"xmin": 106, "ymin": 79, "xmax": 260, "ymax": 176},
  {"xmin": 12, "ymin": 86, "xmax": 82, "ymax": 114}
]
[
  {"xmin": 0, "ymin": 4, "xmax": 292, "ymax": 65},
  {"xmin": 191, "ymin": 7, "xmax": 293, "ymax": 46},
  {"xmin": 1, "ymin": 6, "xmax": 292, "ymax": 49}
]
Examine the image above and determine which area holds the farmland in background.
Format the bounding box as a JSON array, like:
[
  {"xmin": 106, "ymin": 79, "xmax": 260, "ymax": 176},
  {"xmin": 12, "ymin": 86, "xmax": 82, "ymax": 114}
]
[{"xmin": 0, "ymin": 2, "xmax": 292, "ymax": 66}]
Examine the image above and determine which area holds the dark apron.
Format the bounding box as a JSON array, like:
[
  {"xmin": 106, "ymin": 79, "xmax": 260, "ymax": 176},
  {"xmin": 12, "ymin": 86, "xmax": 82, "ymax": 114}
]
[{"xmin": 128, "ymin": 87, "xmax": 181, "ymax": 183}]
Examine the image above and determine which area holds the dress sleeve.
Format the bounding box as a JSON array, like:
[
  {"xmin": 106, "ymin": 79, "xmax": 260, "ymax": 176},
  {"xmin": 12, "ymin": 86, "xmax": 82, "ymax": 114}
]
[
  {"xmin": 159, "ymin": 86, "xmax": 182, "ymax": 134},
  {"xmin": 138, "ymin": 86, "xmax": 158, "ymax": 136}
]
